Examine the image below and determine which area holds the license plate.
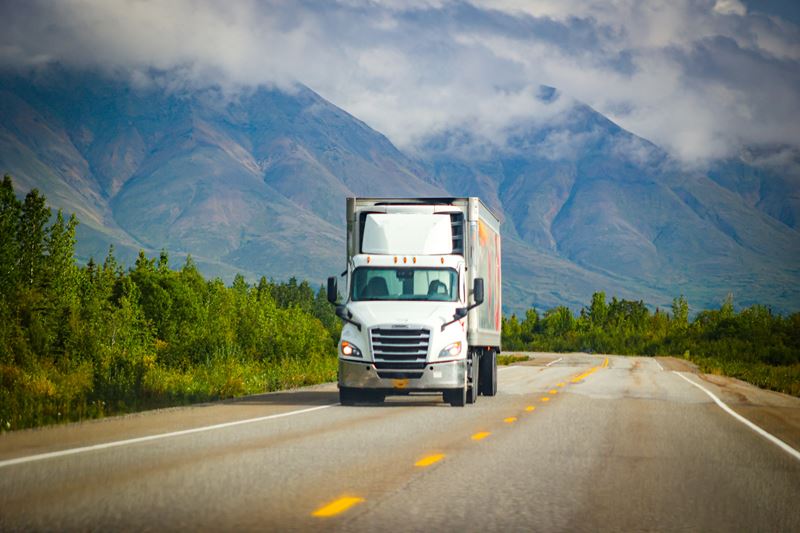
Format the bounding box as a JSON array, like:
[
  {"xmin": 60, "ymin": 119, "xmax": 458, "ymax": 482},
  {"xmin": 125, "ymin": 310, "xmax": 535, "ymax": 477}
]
[{"xmin": 393, "ymin": 379, "xmax": 409, "ymax": 389}]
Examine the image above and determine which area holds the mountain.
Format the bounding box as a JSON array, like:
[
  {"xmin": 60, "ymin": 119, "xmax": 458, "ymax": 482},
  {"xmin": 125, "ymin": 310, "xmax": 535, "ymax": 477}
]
[
  {"xmin": 0, "ymin": 68, "xmax": 444, "ymax": 282},
  {"xmin": 419, "ymin": 90, "xmax": 800, "ymax": 312},
  {"xmin": 1, "ymin": 68, "xmax": 798, "ymax": 314}
]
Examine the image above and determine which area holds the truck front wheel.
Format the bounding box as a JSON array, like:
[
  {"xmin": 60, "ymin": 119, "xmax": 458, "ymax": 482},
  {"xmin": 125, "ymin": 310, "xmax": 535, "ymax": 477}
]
[
  {"xmin": 339, "ymin": 387, "xmax": 359, "ymax": 405},
  {"xmin": 444, "ymin": 385, "xmax": 466, "ymax": 407},
  {"xmin": 479, "ymin": 349, "xmax": 497, "ymax": 396}
]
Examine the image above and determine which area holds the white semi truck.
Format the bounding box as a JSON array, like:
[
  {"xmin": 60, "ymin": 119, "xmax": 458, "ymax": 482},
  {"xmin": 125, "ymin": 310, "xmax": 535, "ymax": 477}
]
[{"xmin": 327, "ymin": 197, "xmax": 502, "ymax": 406}]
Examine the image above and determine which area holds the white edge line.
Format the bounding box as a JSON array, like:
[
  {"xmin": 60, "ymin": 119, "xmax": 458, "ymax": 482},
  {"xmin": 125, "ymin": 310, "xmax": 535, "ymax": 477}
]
[
  {"xmin": 672, "ymin": 371, "xmax": 800, "ymax": 462},
  {"xmin": 654, "ymin": 359, "xmax": 664, "ymax": 371},
  {"xmin": 545, "ymin": 357, "xmax": 563, "ymax": 367},
  {"xmin": 0, "ymin": 403, "xmax": 336, "ymax": 469}
]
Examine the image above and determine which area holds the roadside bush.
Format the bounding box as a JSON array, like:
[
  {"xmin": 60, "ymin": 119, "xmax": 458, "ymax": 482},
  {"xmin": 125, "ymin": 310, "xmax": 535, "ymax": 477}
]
[{"xmin": 503, "ymin": 292, "xmax": 800, "ymax": 397}]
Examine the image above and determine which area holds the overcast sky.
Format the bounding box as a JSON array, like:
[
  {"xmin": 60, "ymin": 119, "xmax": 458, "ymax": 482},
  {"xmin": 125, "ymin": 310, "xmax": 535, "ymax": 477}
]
[{"xmin": 1, "ymin": 0, "xmax": 799, "ymax": 163}]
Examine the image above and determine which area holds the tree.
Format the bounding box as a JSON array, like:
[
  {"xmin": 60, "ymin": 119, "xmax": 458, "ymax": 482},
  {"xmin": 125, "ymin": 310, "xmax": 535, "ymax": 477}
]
[
  {"xmin": 17, "ymin": 188, "xmax": 50, "ymax": 287},
  {"xmin": 519, "ymin": 308, "xmax": 539, "ymax": 345},
  {"xmin": 588, "ymin": 292, "xmax": 608, "ymax": 328},
  {"xmin": 671, "ymin": 295, "xmax": 689, "ymax": 333},
  {"xmin": 44, "ymin": 210, "xmax": 79, "ymax": 305},
  {"xmin": 0, "ymin": 175, "xmax": 21, "ymax": 299},
  {"xmin": 543, "ymin": 306, "xmax": 575, "ymax": 337}
]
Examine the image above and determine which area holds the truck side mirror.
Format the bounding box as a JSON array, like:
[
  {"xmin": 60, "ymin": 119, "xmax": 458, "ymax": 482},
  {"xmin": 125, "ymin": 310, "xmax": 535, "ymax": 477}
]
[
  {"xmin": 473, "ymin": 278, "xmax": 485, "ymax": 306},
  {"xmin": 327, "ymin": 276, "xmax": 338, "ymax": 304},
  {"xmin": 441, "ymin": 279, "xmax": 483, "ymax": 332}
]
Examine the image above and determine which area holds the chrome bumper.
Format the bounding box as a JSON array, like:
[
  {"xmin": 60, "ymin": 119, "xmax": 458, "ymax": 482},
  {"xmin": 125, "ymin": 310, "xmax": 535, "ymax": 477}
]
[{"xmin": 338, "ymin": 359, "xmax": 466, "ymax": 391}]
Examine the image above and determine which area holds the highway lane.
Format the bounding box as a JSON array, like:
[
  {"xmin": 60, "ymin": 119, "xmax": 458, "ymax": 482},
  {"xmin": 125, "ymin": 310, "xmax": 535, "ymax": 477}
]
[{"xmin": 1, "ymin": 354, "xmax": 799, "ymax": 531}]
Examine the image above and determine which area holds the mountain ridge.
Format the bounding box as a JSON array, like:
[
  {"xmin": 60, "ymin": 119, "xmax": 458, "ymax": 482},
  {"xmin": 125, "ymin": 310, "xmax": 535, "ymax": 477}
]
[{"xmin": 1, "ymin": 66, "xmax": 797, "ymax": 314}]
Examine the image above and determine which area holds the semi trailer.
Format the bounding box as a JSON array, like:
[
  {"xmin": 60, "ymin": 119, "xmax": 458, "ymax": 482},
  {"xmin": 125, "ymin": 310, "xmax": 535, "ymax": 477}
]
[{"xmin": 326, "ymin": 197, "xmax": 502, "ymax": 406}]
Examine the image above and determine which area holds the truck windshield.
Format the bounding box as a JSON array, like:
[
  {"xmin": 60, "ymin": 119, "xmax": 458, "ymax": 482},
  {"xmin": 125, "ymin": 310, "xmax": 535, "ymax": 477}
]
[{"xmin": 351, "ymin": 267, "xmax": 458, "ymax": 302}]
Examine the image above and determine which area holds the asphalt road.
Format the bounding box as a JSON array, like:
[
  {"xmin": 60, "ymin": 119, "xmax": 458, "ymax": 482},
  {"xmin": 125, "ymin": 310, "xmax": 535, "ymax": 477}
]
[{"xmin": 1, "ymin": 354, "xmax": 799, "ymax": 532}]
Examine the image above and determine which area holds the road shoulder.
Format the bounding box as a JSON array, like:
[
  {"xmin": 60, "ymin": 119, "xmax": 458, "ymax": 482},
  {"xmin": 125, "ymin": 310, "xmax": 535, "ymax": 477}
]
[{"xmin": 660, "ymin": 356, "xmax": 800, "ymax": 454}]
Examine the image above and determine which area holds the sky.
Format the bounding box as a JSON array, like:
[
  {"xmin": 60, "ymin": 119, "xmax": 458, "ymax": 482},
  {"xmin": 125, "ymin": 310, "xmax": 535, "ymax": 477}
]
[{"xmin": 1, "ymin": 0, "xmax": 799, "ymax": 163}]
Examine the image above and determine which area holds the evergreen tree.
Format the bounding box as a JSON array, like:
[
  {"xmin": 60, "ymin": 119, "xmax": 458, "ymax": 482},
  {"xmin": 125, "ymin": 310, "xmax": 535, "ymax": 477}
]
[
  {"xmin": 17, "ymin": 188, "xmax": 50, "ymax": 287},
  {"xmin": 0, "ymin": 175, "xmax": 21, "ymax": 299}
]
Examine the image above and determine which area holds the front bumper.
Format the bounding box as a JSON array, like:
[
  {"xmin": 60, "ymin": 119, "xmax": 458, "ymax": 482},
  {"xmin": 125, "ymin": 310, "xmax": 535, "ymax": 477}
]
[{"xmin": 339, "ymin": 358, "xmax": 466, "ymax": 392}]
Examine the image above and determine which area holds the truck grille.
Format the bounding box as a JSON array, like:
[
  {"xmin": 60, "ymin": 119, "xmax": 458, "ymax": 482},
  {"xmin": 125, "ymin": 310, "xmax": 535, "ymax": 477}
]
[{"xmin": 371, "ymin": 327, "xmax": 430, "ymax": 362}]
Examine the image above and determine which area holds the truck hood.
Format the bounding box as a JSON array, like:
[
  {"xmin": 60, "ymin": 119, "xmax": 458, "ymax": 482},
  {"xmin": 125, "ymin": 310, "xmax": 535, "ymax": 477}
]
[{"xmin": 346, "ymin": 301, "xmax": 460, "ymax": 330}]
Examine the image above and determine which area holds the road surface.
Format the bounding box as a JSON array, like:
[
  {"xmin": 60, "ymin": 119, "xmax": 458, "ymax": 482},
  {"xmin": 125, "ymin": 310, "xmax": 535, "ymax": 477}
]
[{"xmin": 1, "ymin": 354, "xmax": 799, "ymax": 531}]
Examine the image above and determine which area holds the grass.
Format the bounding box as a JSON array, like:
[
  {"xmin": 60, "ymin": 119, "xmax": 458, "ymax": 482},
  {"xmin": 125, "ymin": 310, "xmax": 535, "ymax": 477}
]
[
  {"xmin": 686, "ymin": 355, "xmax": 800, "ymax": 397},
  {"xmin": 1, "ymin": 354, "xmax": 338, "ymax": 431},
  {"xmin": 497, "ymin": 354, "xmax": 530, "ymax": 365}
]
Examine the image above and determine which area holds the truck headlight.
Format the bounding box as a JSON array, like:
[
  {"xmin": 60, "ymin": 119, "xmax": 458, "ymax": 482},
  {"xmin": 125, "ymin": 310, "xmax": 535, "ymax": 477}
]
[
  {"xmin": 340, "ymin": 341, "xmax": 363, "ymax": 358},
  {"xmin": 439, "ymin": 341, "xmax": 462, "ymax": 358}
]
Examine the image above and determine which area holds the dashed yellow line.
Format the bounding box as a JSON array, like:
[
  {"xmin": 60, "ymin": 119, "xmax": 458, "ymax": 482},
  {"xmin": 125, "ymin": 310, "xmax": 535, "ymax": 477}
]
[
  {"xmin": 310, "ymin": 361, "xmax": 618, "ymax": 521},
  {"xmin": 415, "ymin": 453, "xmax": 445, "ymax": 467},
  {"xmin": 312, "ymin": 496, "xmax": 364, "ymax": 517}
]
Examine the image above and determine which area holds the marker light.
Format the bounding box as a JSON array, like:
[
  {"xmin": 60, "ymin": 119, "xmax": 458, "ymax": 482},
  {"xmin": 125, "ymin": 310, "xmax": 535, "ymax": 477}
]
[
  {"xmin": 394, "ymin": 256, "xmax": 398, "ymax": 264},
  {"xmin": 439, "ymin": 341, "xmax": 462, "ymax": 358},
  {"xmin": 340, "ymin": 341, "xmax": 363, "ymax": 358},
  {"xmin": 403, "ymin": 257, "xmax": 407, "ymax": 264},
  {"xmin": 367, "ymin": 256, "xmax": 371, "ymax": 263},
  {"xmin": 440, "ymin": 257, "xmax": 445, "ymax": 264},
  {"xmin": 413, "ymin": 257, "xmax": 417, "ymax": 264}
]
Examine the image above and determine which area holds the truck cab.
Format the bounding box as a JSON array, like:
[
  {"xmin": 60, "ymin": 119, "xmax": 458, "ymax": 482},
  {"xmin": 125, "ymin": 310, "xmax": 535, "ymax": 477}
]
[{"xmin": 327, "ymin": 198, "xmax": 501, "ymax": 406}]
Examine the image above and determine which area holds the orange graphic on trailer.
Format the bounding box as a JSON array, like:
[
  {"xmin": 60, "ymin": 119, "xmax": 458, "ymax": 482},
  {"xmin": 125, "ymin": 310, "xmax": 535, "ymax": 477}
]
[
  {"xmin": 476, "ymin": 220, "xmax": 500, "ymax": 332},
  {"xmin": 478, "ymin": 220, "xmax": 488, "ymax": 246}
]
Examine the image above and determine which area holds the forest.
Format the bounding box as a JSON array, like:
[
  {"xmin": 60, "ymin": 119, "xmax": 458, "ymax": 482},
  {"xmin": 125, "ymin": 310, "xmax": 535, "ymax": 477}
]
[
  {"xmin": 2, "ymin": 174, "xmax": 798, "ymax": 431},
  {"xmin": 503, "ymin": 293, "xmax": 800, "ymax": 397}
]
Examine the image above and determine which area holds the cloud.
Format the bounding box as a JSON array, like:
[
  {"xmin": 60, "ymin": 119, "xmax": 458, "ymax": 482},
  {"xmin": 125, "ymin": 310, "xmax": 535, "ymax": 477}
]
[
  {"xmin": 0, "ymin": 0, "xmax": 798, "ymax": 163},
  {"xmin": 714, "ymin": 0, "xmax": 747, "ymax": 17}
]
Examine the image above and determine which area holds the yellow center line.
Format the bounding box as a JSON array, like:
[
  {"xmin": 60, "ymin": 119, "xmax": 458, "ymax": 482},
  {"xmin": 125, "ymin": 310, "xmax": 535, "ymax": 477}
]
[
  {"xmin": 571, "ymin": 368, "xmax": 597, "ymax": 383},
  {"xmin": 540, "ymin": 397, "xmax": 550, "ymax": 402},
  {"xmin": 415, "ymin": 453, "xmax": 445, "ymax": 467},
  {"xmin": 569, "ymin": 357, "xmax": 609, "ymax": 383},
  {"xmin": 471, "ymin": 431, "xmax": 491, "ymax": 441},
  {"xmin": 549, "ymin": 389, "xmax": 558, "ymax": 394},
  {"xmin": 525, "ymin": 405, "xmax": 536, "ymax": 412},
  {"xmin": 312, "ymin": 496, "xmax": 365, "ymax": 517},
  {"xmin": 504, "ymin": 417, "xmax": 517, "ymax": 423}
]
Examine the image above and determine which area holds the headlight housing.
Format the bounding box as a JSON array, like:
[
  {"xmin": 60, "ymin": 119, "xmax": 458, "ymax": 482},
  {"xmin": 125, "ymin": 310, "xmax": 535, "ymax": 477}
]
[
  {"xmin": 340, "ymin": 340, "xmax": 363, "ymax": 358},
  {"xmin": 439, "ymin": 341, "xmax": 462, "ymax": 358}
]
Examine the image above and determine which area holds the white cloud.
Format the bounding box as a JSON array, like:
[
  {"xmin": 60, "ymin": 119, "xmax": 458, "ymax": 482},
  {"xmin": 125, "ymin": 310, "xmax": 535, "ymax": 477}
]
[
  {"xmin": 0, "ymin": 0, "xmax": 798, "ymax": 163},
  {"xmin": 714, "ymin": 0, "xmax": 747, "ymax": 17}
]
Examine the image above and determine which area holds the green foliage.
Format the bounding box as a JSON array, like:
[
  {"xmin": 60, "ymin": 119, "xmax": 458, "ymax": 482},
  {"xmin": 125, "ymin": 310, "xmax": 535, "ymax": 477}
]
[
  {"xmin": 497, "ymin": 354, "xmax": 529, "ymax": 365},
  {"xmin": 0, "ymin": 176, "xmax": 338, "ymax": 431},
  {"xmin": 503, "ymin": 292, "xmax": 800, "ymax": 396}
]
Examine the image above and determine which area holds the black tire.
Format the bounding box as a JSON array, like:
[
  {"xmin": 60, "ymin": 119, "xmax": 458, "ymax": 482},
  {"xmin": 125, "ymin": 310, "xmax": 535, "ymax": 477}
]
[
  {"xmin": 339, "ymin": 387, "xmax": 358, "ymax": 405},
  {"xmin": 467, "ymin": 353, "xmax": 478, "ymax": 404},
  {"xmin": 479, "ymin": 349, "xmax": 497, "ymax": 396},
  {"xmin": 444, "ymin": 386, "xmax": 466, "ymax": 407}
]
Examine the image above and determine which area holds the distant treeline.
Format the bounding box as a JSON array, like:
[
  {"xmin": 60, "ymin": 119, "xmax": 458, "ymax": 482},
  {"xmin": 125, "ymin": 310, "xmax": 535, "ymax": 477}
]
[
  {"xmin": 503, "ymin": 293, "xmax": 800, "ymax": 396},
  {"xmin": 1, "ymin": 175, "xmax": 340, "ymax": 430}
]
